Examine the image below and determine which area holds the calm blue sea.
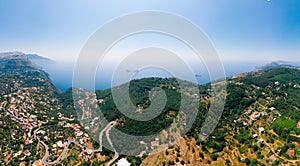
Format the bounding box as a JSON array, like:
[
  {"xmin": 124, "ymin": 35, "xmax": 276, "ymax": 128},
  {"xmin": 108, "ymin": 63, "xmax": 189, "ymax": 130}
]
[{"xmin": 43, "ymin": 61, "xmax": 299, "ymax": 92}]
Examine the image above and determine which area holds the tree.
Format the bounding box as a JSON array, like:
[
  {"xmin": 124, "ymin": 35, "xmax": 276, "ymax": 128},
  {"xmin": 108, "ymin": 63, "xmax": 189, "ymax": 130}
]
[{"xmin": 245, "ymin": 158, "xmax": 251, "ymax": 165}]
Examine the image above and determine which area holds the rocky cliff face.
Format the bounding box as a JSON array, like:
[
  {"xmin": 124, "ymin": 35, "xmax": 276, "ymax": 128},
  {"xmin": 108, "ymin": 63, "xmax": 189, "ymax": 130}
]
[{"xmin": 0, "ymin": 51, "xmax": 54, "ymax": 69}]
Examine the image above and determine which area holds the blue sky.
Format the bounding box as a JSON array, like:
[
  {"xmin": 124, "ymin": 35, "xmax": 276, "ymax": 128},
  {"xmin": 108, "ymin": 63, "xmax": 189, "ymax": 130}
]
[{"xmin": 0, "ymin": 0, "xmax": 299, "ymax": 62}]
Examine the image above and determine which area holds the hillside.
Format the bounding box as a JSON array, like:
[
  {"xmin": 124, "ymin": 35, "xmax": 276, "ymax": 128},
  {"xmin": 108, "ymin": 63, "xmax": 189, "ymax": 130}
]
[
  {"xmin": 62, "ymin": 67, "xmax": 300, "ymax": 165},
  {"xmin": 0, "ymin": 55, "xmax": 300, "ymax": 165},
  {"xmin": 0, "ymin": 51, "xmax": 55, "ymax": 68},
  {"xmin": 142, "ymin": 67, "xmax": 300, "ymax": 166},
  {"xmin": 0, "ymin": 55, "xmax": 90, "ymax": 165}
]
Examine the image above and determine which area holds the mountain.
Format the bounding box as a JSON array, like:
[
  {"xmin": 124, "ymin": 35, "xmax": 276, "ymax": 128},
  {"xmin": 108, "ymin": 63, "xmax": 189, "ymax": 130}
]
[
  {"xmin": 0, "ymin": 53, "xmax": 36, "ymax": 69},
  {"xmin": 26, "ymin": 53, "xmax": 55, "ymax": 66},
  {"xmin": 60, "ymin": 66, "xmax": 300, "ymax": 165},
  {"xmin": 257, "ymin": 60, "xmax": 299, "ymax": 71},
  {"xmin": 0, "ymin": 52, "xmax": 75, "ymax": 92},
  {"xmin": 0, "ymin": 55, "xmax": 299, "ymax": 165},
  {"xmin": 0, "ymin": 54, "xmax": 66, "ymax": 165},
  {"xmin": 136, "ymin": 67, "xmax": 300, "ymax": 166},
  {"xmin": 0, "ymin": 51, "xmax": 55, "ymax": 68}
]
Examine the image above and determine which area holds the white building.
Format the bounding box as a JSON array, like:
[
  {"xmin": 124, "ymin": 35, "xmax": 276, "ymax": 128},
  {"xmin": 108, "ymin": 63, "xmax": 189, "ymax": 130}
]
[
  {"xmin": 269, "ymin": 107, "xmax": 276, "ymax": 111},
  {"xmin": 258, "ymin": 127, "xmax": 265, "ymax": 134},
  {"xmin": 116, "ymin": 158, "xmax": 131, "ymax": 166}
]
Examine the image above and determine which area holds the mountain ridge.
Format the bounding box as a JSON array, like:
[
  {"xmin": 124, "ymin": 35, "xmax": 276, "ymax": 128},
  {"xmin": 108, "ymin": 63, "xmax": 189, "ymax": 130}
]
[
  {"xmin": 0, "ymin": 51, "xmax": 55, "ymax": 68},
  {"xmin": 0, "ymin": 54, "xmax": 299, "ymax": 165},
  {"xmin": 257, "ymin": 60, "xmax": 299, "ymax": 71}
]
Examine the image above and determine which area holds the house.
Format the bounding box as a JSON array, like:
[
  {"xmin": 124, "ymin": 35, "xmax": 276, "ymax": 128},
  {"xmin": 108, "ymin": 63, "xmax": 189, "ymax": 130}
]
[
  {"xmin": 57, "ymin": 141, "xmax": 65, "ymax": 148},
  {"xmin": 20, "ymin": 162, "xmax": 26, "ymax": 166},
  {"xmin": 24, "ymin": 150, "xmax": 31, "ymax": 156},
  {"xmin": 286, "ymin": 149, "xmax": 295, "ymax": 158},
  {"xmin": 43, "ymin": 136, "xmax": 49, "ymax": 141},
  {"xmin": 253, "ymin": 134, "xmax": 258, "ymax": 138},
  {"xmin": 267, "ymin": 116, "xmax": 274, "ymax": 123},
  {"xmin": 261, "ymin": 111, "xmax": 268, "ymax": 116},
  {"xmin": 167, "ymin": 110, "xmax": 176, "ymax": 117},
  {"xmin": 33, "ymin": 160, "xmax": 44, "ymax": 166},
  {"xmin": 269, "ymin": 107, "xmax": 276, "ymax": 111},
  {"xmin": 76, "ymin": 131, "xmax": 84, "ymax": 137},
  {"xmin": 245, "ymin": 109, "xmax": 252, "ymax": 115},
  {"xmin": 251, "ymin": 111, "xmax": 261, "ymax": 120},
  {"xmin": 269, "ymin": 155, "xmax": 277, "ymax": 162},
  {"xmin": 258, "ymin": 139, "xmax": 264, "ymax": 144},
  {"xmin": 151, "ymin": 141, "xmax": 159, "ymax": 147},
  {"xmin": 259, "ymin": 127, "xmax": 265, "ymax": 134},
  {"xmin": 86, "ymin": 149, "xmax": 93, "ymax": 155},
  {"xmin": 297, "ymin": 121, "xmax": 300, "ymax": 129},
  {"xmin": 25, "ymin": 139, "xmax": 31, "ymax": 145},
  {"xmin": 116, "ymin": 158, "xmax": 131, "ymax": 166},
  {"xmin": 37, "ymin": 130, "xmax": 46, "ymax": 135}
]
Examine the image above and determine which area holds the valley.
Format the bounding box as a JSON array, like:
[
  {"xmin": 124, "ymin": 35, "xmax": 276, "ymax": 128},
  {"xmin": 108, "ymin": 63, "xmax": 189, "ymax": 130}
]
[{"xmin": 0, "ymin": 54, "xmax": 299, "ymax": 166}]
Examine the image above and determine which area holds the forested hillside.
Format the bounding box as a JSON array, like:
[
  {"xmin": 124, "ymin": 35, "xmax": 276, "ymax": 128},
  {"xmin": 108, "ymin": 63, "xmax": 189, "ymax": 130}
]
[{"xmin": 1, "ymin": 53, "xmax": 299, "ymax": 165}]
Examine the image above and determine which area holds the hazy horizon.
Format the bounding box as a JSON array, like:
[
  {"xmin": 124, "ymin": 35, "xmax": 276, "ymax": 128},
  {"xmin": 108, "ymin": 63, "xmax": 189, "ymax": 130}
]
[
  {"xmin": 39, "ymin": 58, "xmax": 298, "ymax": 92},
  {"xmin": 1, "ymin": 1, "xmax": 299, "ymax": 91},
  {"xmin": 0, "ymin": 0, "xmax": 299, "ymax": 63}
]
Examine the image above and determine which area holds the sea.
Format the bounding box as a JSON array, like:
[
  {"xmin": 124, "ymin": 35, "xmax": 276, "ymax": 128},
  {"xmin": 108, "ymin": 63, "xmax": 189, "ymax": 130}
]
[{"xmin": 41, "ymin": 60, "xmax": 281, "ymax": 92}]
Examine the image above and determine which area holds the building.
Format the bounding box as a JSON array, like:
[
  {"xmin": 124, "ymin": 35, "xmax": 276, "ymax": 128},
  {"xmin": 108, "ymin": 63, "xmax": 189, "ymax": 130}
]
[
  {"xmin": 269, "ymin": 155, "xmax": 277, "ymax": 162},
  {"xmin": 151, "ymin": 140, "xmax": 159, "ymax": 147},
  {"xmin": 116, "ymin": 158, "xmax": 131, "ymax": 166},
  {"xmin": 33, "ymin": 160, "xmax": 44, "ymax": 166},
  {"xmin": 57, "ymin": 140, "xmax": 65, "ymax": 148},
  {"xmin": 267, "ymin": 116, "xmax": 274, "ymax": 123},
  {"xmin": 286, "ymin": 149, "xmax": 295, "ymax": 158},
  {"xmin": 297, "ymin": 121, "xmax": 300, "ymax": 129},
  {"xmin": 251, "ymin": 112, "xmax": 261, "ymax": 120},
  {"xmin": 258, "ymin": 127, "xmax": 265, "ymax": 134},
  {"xmin": 258, "ymin": 139, "xmax": 264, "ymax": 144},
  {"xmin": 24, "ymin": 150, "xmax": 31, "ymax": 156},
  {"xmin": 269, "ymin": 107, "xmax": 276, "ymax": 111},
  {"xmin": 76, "ymin": 131, "xmax": 84, "ymax": 137}
]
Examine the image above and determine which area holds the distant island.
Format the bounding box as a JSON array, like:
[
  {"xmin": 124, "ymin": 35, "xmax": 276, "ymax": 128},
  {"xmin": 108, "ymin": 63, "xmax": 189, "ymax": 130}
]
[{"xmin": 0, "ymin": 52, "xmax": 299, "ymax": 165}]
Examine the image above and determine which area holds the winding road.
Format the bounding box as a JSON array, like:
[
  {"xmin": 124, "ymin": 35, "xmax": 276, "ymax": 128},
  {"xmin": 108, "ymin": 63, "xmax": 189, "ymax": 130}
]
[
  {"xmin": 34, "ymin": 121, "xmax": 118, "ymax": 166},
  {"xmin": 104, "ymin": 124, "xmax": 119, "ymax": 166},
  {"xmin": 263, "ymin": 137, "xmax": 300, "ymax": 164}
]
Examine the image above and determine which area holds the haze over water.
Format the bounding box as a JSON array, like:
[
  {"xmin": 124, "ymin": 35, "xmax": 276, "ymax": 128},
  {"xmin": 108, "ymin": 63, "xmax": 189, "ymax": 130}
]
[{"xmin": 43, "ymin": 60, "xmax": 274, "ymax": 92}]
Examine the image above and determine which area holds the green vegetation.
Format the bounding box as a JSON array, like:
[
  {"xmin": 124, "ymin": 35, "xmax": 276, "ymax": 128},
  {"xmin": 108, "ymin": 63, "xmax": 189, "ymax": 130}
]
[
  {"xmin": 272, "ymin": 118, "xmax": 297, "ymax": 138},
  {"xmin": 1, "ymin": 54, "xmax": 300, "ymax": 165},
  {"xmin": 58, "ymin": 66, "xmax": 300, "ymax": 165},
  {"xmin": 96, "ymin": 78, "xmax": 184, "ymax": 136}
]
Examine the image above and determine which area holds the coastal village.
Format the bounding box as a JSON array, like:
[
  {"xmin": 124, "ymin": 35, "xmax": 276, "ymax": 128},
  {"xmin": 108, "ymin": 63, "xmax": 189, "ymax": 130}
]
[
  {"xmin": 0, "ymin": 63, "xmax": 129, "ymax": 166},
  {"xmin": 0, "ymin": 55, "xmax": 299, "ymax": 165}
]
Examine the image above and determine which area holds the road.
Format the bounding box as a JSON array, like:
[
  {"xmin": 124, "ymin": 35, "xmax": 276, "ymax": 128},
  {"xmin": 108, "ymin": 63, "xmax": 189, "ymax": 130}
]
[
  {"xmin": 262, "ymin": 137, "xmax": 300, "ymax": 164},
  {"xmin": 104, "ymin": 123, "xmax": 119, "ymax": 166},
  {"xmin": 34, "ymin": 121, "xmax": 118, "ymax": 166}
]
